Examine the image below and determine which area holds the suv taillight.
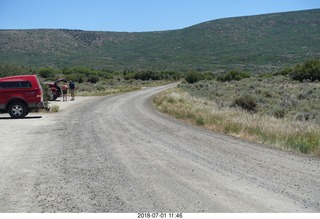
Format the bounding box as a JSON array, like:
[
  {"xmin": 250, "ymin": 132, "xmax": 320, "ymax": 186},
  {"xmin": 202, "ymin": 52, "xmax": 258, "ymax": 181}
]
[{"xmin": 37, "ymin": 92, "xmax": 43, "ymax": 101}]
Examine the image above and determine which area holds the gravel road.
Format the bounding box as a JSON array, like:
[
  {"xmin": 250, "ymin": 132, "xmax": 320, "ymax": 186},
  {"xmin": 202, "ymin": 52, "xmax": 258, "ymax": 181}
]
[{"xmin": 0, "ymin": 83, "xmax": 319, "ymax": 213}]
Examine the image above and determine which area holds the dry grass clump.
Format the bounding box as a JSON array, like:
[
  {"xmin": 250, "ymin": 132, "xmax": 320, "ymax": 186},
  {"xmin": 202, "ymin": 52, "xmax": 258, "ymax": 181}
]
[
  {"xmin": 154, "ymin": 88, "xmax": 320, "ymax": 156},
  {"xmin": 50, "ymin": 104, "xmax": 60, "ymax": 113}
]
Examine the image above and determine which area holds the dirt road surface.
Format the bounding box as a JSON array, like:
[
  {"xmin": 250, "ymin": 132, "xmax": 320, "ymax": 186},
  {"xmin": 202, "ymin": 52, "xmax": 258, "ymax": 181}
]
[{"xmin": 0, "ymin": 84, "xmax": 319, "ymax": 212}]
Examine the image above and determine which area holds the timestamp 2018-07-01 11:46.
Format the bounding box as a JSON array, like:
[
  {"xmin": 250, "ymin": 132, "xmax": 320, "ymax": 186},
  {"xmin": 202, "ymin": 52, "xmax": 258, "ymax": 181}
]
[{"xmin": 137, "ymin": 213, "xmax": 183, "ymax": 218}]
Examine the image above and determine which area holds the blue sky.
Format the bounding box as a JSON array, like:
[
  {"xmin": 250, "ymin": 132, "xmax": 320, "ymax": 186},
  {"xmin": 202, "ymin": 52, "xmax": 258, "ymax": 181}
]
[{"xmin": 0, "ymin": 0, "xmax": 319, "ymax": 32}]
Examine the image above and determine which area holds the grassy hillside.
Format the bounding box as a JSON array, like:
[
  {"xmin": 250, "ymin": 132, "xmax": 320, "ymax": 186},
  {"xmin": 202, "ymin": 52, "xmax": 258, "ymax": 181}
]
[{"xmin": 0, "ymin": 9, "xmax": 319, "ymax": 72}]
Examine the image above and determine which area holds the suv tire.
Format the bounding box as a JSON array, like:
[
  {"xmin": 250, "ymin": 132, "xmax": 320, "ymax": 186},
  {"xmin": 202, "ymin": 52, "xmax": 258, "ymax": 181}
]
[{"xmin": 8, "ymin": 102, "xmax": 28, "ymax": 118}]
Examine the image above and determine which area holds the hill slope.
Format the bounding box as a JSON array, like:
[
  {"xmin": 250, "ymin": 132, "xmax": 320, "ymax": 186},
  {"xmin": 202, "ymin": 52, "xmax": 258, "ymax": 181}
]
[{"xmin": 0, "ymin": 9, "xmax": 319, "ymax": 72}]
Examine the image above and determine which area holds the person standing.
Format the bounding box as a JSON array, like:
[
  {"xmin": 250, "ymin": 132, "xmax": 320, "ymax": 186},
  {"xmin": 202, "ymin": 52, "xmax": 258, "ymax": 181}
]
[
  {"xmin": 69, "ymin": 80, "xmax": 76, "ymax": 101},
  {"xmin": 61, "ymin": 83, "xmax": 68, "ymax": 101}
]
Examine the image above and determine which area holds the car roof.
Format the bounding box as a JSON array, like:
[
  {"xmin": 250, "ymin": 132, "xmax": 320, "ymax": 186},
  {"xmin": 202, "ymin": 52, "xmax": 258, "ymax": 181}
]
[{"xmin": 0, "ymin": 75, "xmax": 37, "ymax": 82}]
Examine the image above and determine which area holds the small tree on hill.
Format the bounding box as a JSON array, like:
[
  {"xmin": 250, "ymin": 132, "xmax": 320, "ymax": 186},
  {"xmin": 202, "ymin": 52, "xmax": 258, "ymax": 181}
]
[{"xmin": 290, "ymin": 59, "xmax": 320, "ymax": 82}]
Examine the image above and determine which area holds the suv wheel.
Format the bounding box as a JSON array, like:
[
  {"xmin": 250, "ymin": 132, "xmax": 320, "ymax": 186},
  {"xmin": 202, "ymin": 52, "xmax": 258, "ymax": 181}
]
[{"xmin": 8, "ymin": 102, "xmax": 28, "ymax": 118}]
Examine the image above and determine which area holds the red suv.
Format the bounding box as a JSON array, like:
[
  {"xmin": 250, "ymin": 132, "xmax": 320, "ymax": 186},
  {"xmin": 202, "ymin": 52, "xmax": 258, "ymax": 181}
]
[{"xmin": 0, "ymin": 75, "xmax": 45, "ymax": 118}]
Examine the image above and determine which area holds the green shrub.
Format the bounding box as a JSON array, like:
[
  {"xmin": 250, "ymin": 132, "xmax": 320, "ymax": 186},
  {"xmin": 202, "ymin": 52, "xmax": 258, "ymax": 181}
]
[
  {"xmin": 275, "ymin": 67, "xmax": 293, "ymax": 76},
  {"xmin": 272, "ymin": 107, "xmax": 285, "ymax": 118},
  {"xmin": 196, "ymin": 117, "xmax": 205, "ymax": 125},
  {"xmin": 88, "ymin": 75, "xmax": 100, "ymax": 83},
  {"xmin": 290, "ymin": 59, "xmax": 320, "ymax": 82},
  {"xmin": 185, "ymin": 72, "xmax": 204, "ymax": 84},
  {"xmin": 232, "ymin": 94, "xmax": 257, "ymax": 112},
  {"xmin": 39, "ymin": 67, "xmax": 58, "ymax": 80},
  {"xmin": 217, "ymin": 70, "xmax": 250, "ymax": 82}
]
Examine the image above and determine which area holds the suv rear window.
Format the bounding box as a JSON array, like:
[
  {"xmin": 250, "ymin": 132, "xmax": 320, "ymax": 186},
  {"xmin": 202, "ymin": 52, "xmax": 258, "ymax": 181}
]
[{"xmin": 0, "ymin": 81, "xmax": 32, "ymax": 89}]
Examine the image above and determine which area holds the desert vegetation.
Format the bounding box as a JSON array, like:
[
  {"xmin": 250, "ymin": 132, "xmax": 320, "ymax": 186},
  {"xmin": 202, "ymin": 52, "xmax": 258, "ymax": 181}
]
[
  {"xmin": 180, "ymin": 74, "xmax": 320, "ymax": 124},
  {"xmin": 0, "ymin": 64, "xmax": 183, "ymax": 96},
  {"xmin": 154, "ymin": 59, "xmax": 320, "ymax": 156},
  {"xmin": 154, "ymin": 87, "xmax": 320, "ymax": 156}
]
